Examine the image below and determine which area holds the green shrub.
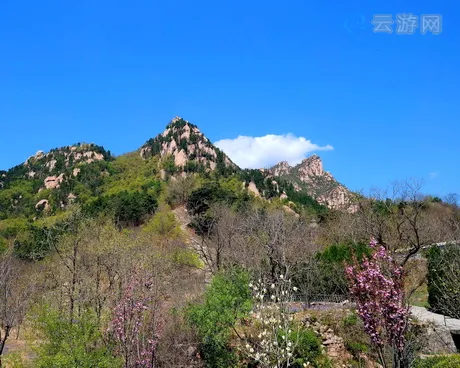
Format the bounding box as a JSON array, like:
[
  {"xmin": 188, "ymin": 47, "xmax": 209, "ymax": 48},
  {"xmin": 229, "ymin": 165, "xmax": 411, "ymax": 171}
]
[
  {"xmin": 2, "ymin": 351, "xmax": 32, "ymax": 368},
  {"xmin": 427, "ymin": 245, "xmax": 460, "ymax": 318},
  {"xmin": 342, "ymin": 312, "xmax": 359, "ymax": 327},
  {"xmin": 83, "ymin": 190, "xmax": 157, "ymax": 227},
  {"xmin": 293, "ymin": 242, "xmax": 372, "ymax": 298},
  {"xmin": 13, "ymin": 225, "xmax": 60, "ymax": 261},
  {"xmin": 32, "ymin": 306, "xmax": 121, "ymax": 368},
  {"xmin": 142, "ymin": 206, "xmax": 183, "ymax": 239},
  {"xmin": 0, "ymin": 218, "xmax": 29, "ymax": 238},
  {"xmin": 412, "ymin": 355, "xmax": 460, "ymax": 368},
  {"xmin": 318, "ymin": 242, "xmax": 372, "ymax": 264},
  {"xmin": 289, "ymin": 328, "xmax": 330, "ymax": 368},
  {"xmin": 172, "ymin": 247, "xmax": 204, "ymax": 268},
  {"xmin": 0, "ymin": 237, "xmax": 7, "ymax": 253},
  {"xmin": 186, "ymin": 182, "xmax": 239, "ymax": 234},
  {"xmin": 187, "ymin": 268, "xmax": 252, "ymax": 368}
]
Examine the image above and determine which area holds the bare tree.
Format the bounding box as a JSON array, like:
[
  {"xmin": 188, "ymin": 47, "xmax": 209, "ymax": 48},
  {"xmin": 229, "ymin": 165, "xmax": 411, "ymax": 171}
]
[
  {"xmin": 166, "ymin": 175, "xmax": 199, "ymax": 207},
  {"xmin": 237, "ymin": 207, "xmax": 318, "ymax": 281},
  {"xmin": 323, "ymin": 180, "xmax": 454, "ymax": 266},
  {"xmin": 0, "ymin": 253, "xmax": 34, "ymax": 367},
  {"xmin": 195, "ymin": 204, "xmax": 242, "ymax": 274}
]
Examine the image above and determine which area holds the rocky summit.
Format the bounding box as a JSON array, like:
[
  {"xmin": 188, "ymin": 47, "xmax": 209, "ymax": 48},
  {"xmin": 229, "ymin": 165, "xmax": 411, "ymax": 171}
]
[
  {"xmin": 140, "ymin": 116, "xmax": 237, "ymax": 173},
  {"xmin": 268, "ymin": 155, "xmax": 356, "ymax": 212}
]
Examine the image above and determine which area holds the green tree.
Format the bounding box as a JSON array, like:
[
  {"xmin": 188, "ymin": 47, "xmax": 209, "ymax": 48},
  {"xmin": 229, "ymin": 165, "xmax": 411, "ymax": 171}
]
[
  {"xmin": 161, "ymin": 155, "xmax": 177, "ymax": 175},
  {"xmin": 427, "ymin": 244, "xmax": 460, "ymax": 318},
  {"xmin": 33, "ymin": 306, "xmax": 121, "ymax": 368},
  {"xmin": 186, "ymin": 181, "xmax": 239, "ymax": 234},
  {"xmin": 142, "ymin": 205, "xmax": 184, "ymax": 239},
  {"xmin": 187, "ymin": 268, "xmax": 252, "ymax": 368}
]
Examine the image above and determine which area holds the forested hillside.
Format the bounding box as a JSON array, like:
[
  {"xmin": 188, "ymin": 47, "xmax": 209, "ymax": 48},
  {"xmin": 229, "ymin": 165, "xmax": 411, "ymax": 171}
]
[{"xmin": 0, "ymin": 118, "xmax": 459, "ymax": 368}]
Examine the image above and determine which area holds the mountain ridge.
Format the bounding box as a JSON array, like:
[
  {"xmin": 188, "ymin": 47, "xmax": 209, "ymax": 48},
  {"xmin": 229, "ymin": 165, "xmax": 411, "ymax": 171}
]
[
  {"xmin": 266, "ymin": 155, "xmax": 356, "ymax": 211},
  {"xmin": 0, "ymin": 117, "xmax": 354, "ymax": 215}
]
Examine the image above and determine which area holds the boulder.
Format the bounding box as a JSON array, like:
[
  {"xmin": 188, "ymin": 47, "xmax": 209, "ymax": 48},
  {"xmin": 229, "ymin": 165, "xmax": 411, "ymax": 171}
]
[
  {"xmin": 44, "ymin": 173, "xmax": 65, "ymax": 189},
  {"xmin": 35, "ymin": 199, "xmax": 50, "ymax": 211}
]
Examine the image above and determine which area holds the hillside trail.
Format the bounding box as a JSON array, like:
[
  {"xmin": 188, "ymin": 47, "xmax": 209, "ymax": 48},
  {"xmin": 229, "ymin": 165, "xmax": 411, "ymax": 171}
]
[{"xmin": 172, "ymin": 205, "xmax": 213, "ymax": 284}]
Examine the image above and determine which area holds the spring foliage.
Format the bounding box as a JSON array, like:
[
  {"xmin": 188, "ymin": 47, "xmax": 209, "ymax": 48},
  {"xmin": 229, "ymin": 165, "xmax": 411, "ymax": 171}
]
[{"xmin": 346, "ymin": 239, "xmax": 409, "ymax": 358}]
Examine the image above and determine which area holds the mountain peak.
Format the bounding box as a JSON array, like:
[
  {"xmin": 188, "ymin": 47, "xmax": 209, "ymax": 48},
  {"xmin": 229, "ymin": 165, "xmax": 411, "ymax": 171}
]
[
  {"xmin": 268, "ymin": 154, "xmax": 356, "ymax": 212},
  {"xmin": 298, "ymin": 155, "xmax": 324, "ymax": 178},
  {"xmin": 270, "ymin": 161, "xmax": 292, "ymax": 176},
  {"xmin": 140, "ymin": 117, "xmax": 237, "ymax": 173},
  {"xmin": 165, "ymin": 116, "xmax": 199, "ymax": 131},
  {"xmin": 0, "ymin": 143, "xmax": 111, "ymax": 193},
  {"xmin": 23, "ymin": 143, "xmax": 109, "ymax": 171}
]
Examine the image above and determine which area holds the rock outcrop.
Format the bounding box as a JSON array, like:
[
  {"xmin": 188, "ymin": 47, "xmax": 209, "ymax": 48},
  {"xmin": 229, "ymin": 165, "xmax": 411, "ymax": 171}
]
[
  {"xmin": 35, "ymin": 199, "xmax": 50, "ymax": 211},
  {"xmin": 16, "ymin": 143, "xmax": 110, "ymax": 191},
  {"xmin": 24, "ymin": 144, "xmax": 107, "ymax": 174},
  {"xmin": 268, "ymin": 155, "xmax": 356, "ymax": 212},
  {"xmin": 270, "ymin": 161, "xmax": 292, "ymax": 177},
  {"xmin": 247, "ymin": 181, "xmax": 261, "ymax": 197},
  {"xmin": 44, "ymin": 174, "xmax": 65, "ymax": 189},
  {"xmin": 302, "ymin": 315, "xmax": 353, "ymax": 365},
  {"xmin": 411, "ymin": 306, "xmax": 460, "ymax": 354}
]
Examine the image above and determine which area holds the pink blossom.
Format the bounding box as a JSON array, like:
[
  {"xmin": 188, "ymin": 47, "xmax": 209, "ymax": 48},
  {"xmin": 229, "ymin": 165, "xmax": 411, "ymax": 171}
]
[
  {"xmin": 107, "ymin": 270, "xmax": 163, "ymax": 368},
  {"xmin": 346, "ymin": 239, "xmax": 409, "ymax": 352}
]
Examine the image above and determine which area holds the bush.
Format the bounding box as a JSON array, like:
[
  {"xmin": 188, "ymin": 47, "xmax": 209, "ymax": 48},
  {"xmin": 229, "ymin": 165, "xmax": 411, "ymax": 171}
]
[
  {"xmin": 83, "ymin": 190, "xmax": 157, "ymax": 227},
  {"xmin": 427, "ymin": 245, "xmax": 460, "ymax": 318},
  {"xmin": 318, "ymin": 242, "xmax": 372, "ymax": 264},
  {"xmin": 289, "ymin": 328, "xmax": 330, "ymax": 368},
  {"xmin": 33, "ymin": 306, "xmax": 121, "ymax": 368},
  {"xmin": 293, "ymin": 242, "xmax": 372, "ymax": 299},
  {"xmin": 412, "ymin": 355, "xmax": 460, "ymax": 368},
  {"xmin": 171, "ymin": 247, "xmax": 204, "ymax": 268},
  {"xmin": 186, "ymin": 182, "xmax": 238, "ymax": 234},
  {"xmin": 0, "ymin": 237, "xmax": 7, "ymax": 253},
  {"xmin": 2, "ymin": 352, "xmax": 32, "ymax": 368},
  {"xmin": 13, "ymin": 225, "xmax": 61, "ymax": 261},
  {"xmin": 187, "ymin": 268, "xmax": 252, "ymax": 368},
  {"xmin": 0, "ymin": 218, "xmax": 29, "ymax": 238},
  {"xmin": 142, "ymin": 205, "xmax": 183, "ymax": 239}
]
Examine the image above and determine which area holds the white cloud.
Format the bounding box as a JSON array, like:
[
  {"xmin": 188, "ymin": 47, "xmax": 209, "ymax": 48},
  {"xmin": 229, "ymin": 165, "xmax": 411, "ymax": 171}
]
[{"xmin": 215, "ymin": 134, "xmax": 333, "ymax": 169}]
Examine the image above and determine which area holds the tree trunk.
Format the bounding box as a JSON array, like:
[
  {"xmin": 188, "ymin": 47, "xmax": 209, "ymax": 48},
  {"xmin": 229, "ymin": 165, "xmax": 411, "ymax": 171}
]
[
  {"xmin": 0, "ymin": 325, "xmax": 12, "ymax": 368},
  {"xmin": 69, "ymin": 241, "xmax": 78, "ymax": 322}
]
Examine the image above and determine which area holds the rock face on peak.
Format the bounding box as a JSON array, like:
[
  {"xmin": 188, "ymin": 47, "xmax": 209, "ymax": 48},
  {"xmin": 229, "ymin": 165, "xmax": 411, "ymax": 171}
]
[
  {"xmin": 23, "ymin": 144, "xmax": 108, "ymax": 174},
  {"xmin": 268, "ymin": 155, "xmax": 356, "ymax": 212},
  {"xmin": 140, "ymin": 117, "xmax": 238, "ymax": 173},
  {"xmin": 270, "ymin": 161, "xmax": 292, "ymax": 177},
  {"xmin": 297, "ymin": 155, "xmax": 324, "ymax": 181},
  {"xmin": 1, "ymin": 143, "xmax": 111, "ymax": 193}
]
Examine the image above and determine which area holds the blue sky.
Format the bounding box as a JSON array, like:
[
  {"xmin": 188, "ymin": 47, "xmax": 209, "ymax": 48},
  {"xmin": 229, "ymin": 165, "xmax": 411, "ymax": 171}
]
[{"xmin": 1, "ymin": 0, "xmax": 459, "ymax": 197}]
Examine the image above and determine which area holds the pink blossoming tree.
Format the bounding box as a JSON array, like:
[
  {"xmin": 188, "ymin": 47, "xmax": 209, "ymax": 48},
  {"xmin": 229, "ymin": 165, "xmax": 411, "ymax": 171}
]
[
  {"xmin": 346, "ymin": 239, "xmax": 409, "ymax": 368},
  {"xmin": 109, "ymin": 270, "xmax": 163, "ymax": 368}
]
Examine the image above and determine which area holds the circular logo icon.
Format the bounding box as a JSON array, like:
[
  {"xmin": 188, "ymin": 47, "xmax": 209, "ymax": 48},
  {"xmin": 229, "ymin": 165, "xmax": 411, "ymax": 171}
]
[{"xmin": 344, "ymin": 14, "xmax": 367, "ymax": 33}]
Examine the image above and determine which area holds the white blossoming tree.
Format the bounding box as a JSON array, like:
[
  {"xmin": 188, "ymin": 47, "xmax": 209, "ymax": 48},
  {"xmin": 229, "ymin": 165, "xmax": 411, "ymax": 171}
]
[{"xmin": 241, "ymin": 274, "xmax": 302, "ymax": 367}]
